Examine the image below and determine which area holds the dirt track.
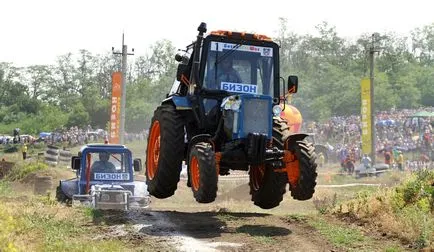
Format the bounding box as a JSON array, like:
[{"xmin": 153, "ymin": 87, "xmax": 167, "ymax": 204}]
[
  {"xmin": 94, "ymin": 209, "xmax": 338, "ymax": 252},
  {"xmin": 85, "ymin": 177, "xmax": 340, "ymax": 252}
]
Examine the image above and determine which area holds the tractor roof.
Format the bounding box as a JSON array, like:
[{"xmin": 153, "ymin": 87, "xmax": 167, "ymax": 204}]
[
  {"xmin": 80, "ymin": 144, "xmax": 128, "ymax": 152},
  {"xmin": 209, "ymin": 30, "xmax": 273, "ymax": 42}
]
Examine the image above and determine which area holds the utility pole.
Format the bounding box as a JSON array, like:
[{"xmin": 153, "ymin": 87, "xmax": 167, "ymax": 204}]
[
  {"xmin": 369, "ymin": 33, "xmax": 380, "ymax": 164},
  {"xmin": 112, "ymin": 34, "xmax": 134, "ymax": 145}
]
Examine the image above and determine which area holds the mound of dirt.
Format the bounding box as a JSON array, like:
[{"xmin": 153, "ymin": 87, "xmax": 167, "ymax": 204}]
[
  {"xmin": 21, "ymin": 167, "xmax": 75, "ymax": 185},
  {"xmin": 0, "ymin": 161, "xmax": 15, "ymax": 179},
  {"xmin": 218, "ymin": 183, "xmax": 251, "ymax": 202}
]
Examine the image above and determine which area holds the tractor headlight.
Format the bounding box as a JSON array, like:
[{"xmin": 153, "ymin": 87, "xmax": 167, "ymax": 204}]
[
  {"xmin": 231, "ymin": 101, "xmax": 241, "ymax": 111},
  {"xmin": 116, "ymin": 194, "xmax": 125, "ymax": 202},
  {"xmin": 272, "ymin": 105, "xmax": 282, "ymax": 116},
  {"xmin": 101, "ymin": 193, "xmax": 110, "ymax": 201},
  {"xmin": 222, "ymin": 95, "xmax": 241, "ymax": 111}
]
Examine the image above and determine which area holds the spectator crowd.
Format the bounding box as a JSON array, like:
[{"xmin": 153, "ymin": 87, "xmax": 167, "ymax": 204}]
[
  {"xmin": 1, "ymin": 107, "xmax": 433, "ymax": 170},
  {"xmin": 305, "ymin": 107, "xmax": 434, "ymax": 170},
  {"xmin": 1, "ymin": 125, "xmax": 148, "ymax": 148}
]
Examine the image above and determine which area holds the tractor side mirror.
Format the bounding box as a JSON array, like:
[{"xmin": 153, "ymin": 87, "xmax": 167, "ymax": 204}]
[
  {"xmin": 176, "ymin": 64, "xmax": 189, "ymax": 81},
  {"xmin": 71, "ymin": 156, "xmax": 81, "ymax": 170},
  {"xmin": 175, "ymin": 53, "xmax": 190, "ymax": 82},
  {"xmin": 287, "ymin": 75, "xmax": 298, "ymax": 94},
  {"xmin": 133, "ymin": 158, "xmax": 142, "ymax": 172}
]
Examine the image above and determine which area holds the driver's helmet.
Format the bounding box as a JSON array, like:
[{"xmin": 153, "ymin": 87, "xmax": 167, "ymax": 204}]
[{"xmin": 99, "ymin": 152, "xmax": 110, "ymax": 162}]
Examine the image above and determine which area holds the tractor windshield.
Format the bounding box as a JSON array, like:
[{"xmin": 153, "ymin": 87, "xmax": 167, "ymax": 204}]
[
  {"xmin": 87, "ymin": 152, "xmax": 130, "ymax": 181},
  {"xmin": 203, "ymin": 41, "xmax": 274, "ymax": 95}
]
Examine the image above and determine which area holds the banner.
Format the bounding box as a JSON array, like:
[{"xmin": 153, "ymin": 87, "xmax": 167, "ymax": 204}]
[
  {"xmin": 110, "ymin": 72, "xmax": 122, "ymax": 144},
  {"xmin": 360, "ymin": 78, "xmax": 372, "ymax": 154}
]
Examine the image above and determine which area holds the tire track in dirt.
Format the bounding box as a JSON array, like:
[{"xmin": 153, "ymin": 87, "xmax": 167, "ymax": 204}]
[
  {"xmin": 94, "ymin": 210, "xmax": 338, "ymax": 251},
  {"xmin": 134, "ymin": 211, "xmax": 243, "ymax": 252}
]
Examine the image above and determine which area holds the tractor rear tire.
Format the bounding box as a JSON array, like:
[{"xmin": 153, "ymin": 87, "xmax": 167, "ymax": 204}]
[
  {"xmin": 249, "ymin": 165, "xmax": 287, "ymax": 209},
  {"xmin": 146, "ymin": 104, "xmax": 185, "ymax": 199},
  {"xmin": 189, "ymin": 142, "xmax": 218, "ymax": 203},
  {"xmin": 273, "ymin": 117, "xmax": 317, "ymax": 201},
  {"xmin": 288, "ymin": 140, "xmax": 318, "ymax": 200},
  {"xmin": 272, "ymin": 116, "xmax": 291, "ymax": 147}
]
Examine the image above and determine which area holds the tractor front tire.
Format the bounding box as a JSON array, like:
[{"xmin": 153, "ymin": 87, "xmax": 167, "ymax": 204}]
[
  {"xmin": 289, "ymin": 140, "xmax": 318, "ymax": 200},
  {"xmin": 249, "ymin": 165, "xmax": 287, "ymax": 209},
  {"xmin": 189, "ymin": 142, "xmax": 218, "ymax": 203},
  {"xmin": 245, "ymin": 117, "xmax": 292, "ymax": 209},
  {"xmin": 146, "ymin": 104, "xmax": 185, "ymax": 199}
]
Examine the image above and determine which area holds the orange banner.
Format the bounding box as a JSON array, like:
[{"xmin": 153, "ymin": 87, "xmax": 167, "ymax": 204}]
[{"xmin": 110, "ymin": 72, "xmax": 122, "ymax": 144}]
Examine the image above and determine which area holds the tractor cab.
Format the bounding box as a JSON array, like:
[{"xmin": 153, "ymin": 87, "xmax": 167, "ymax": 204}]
[
  {"xmin": 201, "ymin": 31, "xmax": 277, "ymax": 98},
  {"xmin": 173, "ymin": 28, "xmax": 297, "ymax": 103},
  {"xmin": 72, "ymin": 144, "xmax": 139, "ymax": 194}
]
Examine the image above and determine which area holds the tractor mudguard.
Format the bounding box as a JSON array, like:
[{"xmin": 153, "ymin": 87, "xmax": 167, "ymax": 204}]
[
  {"xmin": 163, "ymin": 96, "xmax": 192, "ymax": 110},
  {"xmin": 60, "ymin": 178, "xmax": 79, "ymax": 199},
  {"xmin": 285, "ymin": 133, "xmax": 309, "ymax": 145},
  {"xmin": 188, "ymin": 134, "xmax": 213, "ymax": 153}
]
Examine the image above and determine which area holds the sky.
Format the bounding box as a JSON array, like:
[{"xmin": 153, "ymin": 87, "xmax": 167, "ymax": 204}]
[{"xmin": 1, "ymin": 0, "xmax": 433, "ymax": 66}]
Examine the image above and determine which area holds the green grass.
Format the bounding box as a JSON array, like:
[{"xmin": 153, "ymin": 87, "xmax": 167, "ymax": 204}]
[
  {"xmin": 43, "ymin": 240, "xmax": 127, "ymax": 252},
  {"xmin": 307, "ymin": 218, "xmax": 366, "ymax": 248},
  {"xmin": 0, "ymin": 181, "xmax": 12, "ymax": 196},
  {"xmin": 3, "ymin": 198, "xmax": 157, "ymax": 252},
  {"xmin": 5, "ymin": 161, "xmax": 48, "ymax": 181},
  {"xmin": 124, "ymin": 140, "xmax": 147, "ymax": 164},
  {"xmin": 253, "ymin": 236, "xmax": 275, "ymax": 244},
  {"xmin": 285, "ymin": 213, "xmax": 308, "ymax": 222},
  {"xmin": 82, "ymin": 207, "xmax": 103, "ymax": 219},
  {"xmin": 384, "ymin": 246, "xmax": 403, "ymax": 252},
  {"xmin": 20, "ymin": 210, "xmax": 85, "ymax": 245}
]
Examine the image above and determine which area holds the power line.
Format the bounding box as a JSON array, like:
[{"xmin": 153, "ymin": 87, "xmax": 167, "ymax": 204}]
[{"xmin": 369, "ymin": 33, "xmax": 381, "ymax": 164}]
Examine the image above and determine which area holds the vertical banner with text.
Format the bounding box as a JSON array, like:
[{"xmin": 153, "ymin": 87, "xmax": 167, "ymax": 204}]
[
  {"xmin": 360, "ymin": 78, "xmax": 372, "ymax": 154},
  {"xmin": 110, "ymin": 72, "xmax": 122, "ymax": 144}
]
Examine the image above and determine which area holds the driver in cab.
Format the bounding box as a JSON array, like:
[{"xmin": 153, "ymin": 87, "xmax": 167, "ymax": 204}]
[
  {"xmin": 91, "ymin": 152, "xmax": 116, "ymax": 177},
  {"xmin": 206, "ymin": 56, "xmax": 242, "ymax": 89}
]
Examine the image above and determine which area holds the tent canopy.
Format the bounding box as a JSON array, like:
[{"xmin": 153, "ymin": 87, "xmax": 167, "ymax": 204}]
[
  {"xmin": 411, "ymin": 111, "xmax": 434, "ymax": 117},
  {"xmin": 39, "ymin": 132, "xmax": 51, "ymax": 138}
]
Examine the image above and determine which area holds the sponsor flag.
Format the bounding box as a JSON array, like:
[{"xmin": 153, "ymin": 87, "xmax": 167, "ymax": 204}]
[
  {"xmin": 360, "ymin": 78, "xmax": 372, "ymax": 154},
  {"xmin": 110, "ymin": 72, "xmax": 122, "ymax": 144}
]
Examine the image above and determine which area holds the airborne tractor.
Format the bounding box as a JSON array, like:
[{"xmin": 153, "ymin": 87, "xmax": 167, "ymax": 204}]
[
  {"xmin": 145, "ymin": 22, "xmax": 317, "ymax": 209},
  {"xmin": 56, "ymin": 144, "xmax": 150, "ymax": 210}
]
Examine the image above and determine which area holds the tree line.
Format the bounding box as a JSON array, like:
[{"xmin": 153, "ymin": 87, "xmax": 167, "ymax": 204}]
[{"xmin": 1, "ymin": 20, "xmax": 433, "ymax": 134}]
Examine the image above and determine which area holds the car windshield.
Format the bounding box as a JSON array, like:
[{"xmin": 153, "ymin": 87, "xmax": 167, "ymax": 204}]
[
  {"xmin": 87, "ymin": 152, "xmax": 130, "ymax": 181},
  {"xmin": 203, "ymin": 41, "xmax": 274, "ymax": 96}
]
